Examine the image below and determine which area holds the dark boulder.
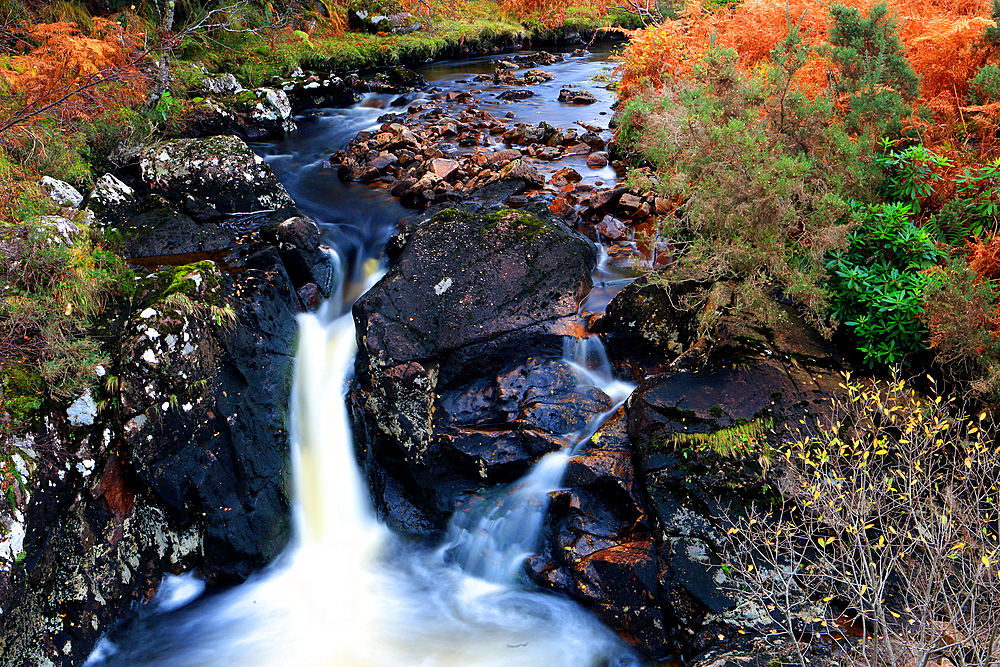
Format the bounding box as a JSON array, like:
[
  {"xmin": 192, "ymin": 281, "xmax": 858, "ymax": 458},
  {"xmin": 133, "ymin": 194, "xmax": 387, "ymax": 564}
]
[
  {"xmin": 371, "ymin": 67, "xmax": 428, "ymax": 93},
  {"xmin": 558, "ymin": 87, "xmax": 598, "ymax": 105},
  {"xmin": 118, "ymin": 259, "xmax": 298, "ymax": 582},
  {"xmin": 526, "ymin": 409, "xmax": 675, "ymax": 659},
  {"xmin": 350, "ymin": 208, "xmax": 598, "ymax": 528}
]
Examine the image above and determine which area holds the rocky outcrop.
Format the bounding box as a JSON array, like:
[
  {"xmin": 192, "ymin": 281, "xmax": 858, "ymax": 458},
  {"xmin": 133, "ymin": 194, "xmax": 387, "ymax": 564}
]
[
  {"xmin": 186, "ymin": 88, "xmax": 296, "ymax": 140},
  {"xmin": 138, "ymin": 135, "xmax": 294, "ymax": 221},
  {"xmin": 0, "ymin": 131, "xmax": 334, "ymax": 665},
  {"xmin": 350, "ymin": 207, "xmax": 598, "ymax": 530}
]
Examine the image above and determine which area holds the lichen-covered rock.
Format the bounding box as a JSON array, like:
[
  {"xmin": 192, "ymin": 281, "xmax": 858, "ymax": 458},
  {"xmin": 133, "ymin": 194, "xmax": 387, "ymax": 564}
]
[
  {"xmin": 187, "ymin": 88, "xmax": 296, "ymax": 140},
  {"xmin": 275, "ymin": 73, "xmax": 363, "ymax": 113},
  {"xmin": 39, "ymin": 176, "xmax": 83, "ymax": 208},
  {"xmin": 346, "ymin": 0, "xmax": 422, "ymax": 34},
  {"xmin": 370, "ymin": 67, "xmax": 428, "ymax": 93},
  {"xmin": 558, "ymin": 87, "xmax": 598, "ymax": 104},
  {"xmin": 138, "ymin": 136, "xmax": 294, "ymax": 222},
  {"xmin": 85, "ymin": 173, "xmax": 142, "ymax": 228},
  {"xmin": 117, "ymin": 259, "xmax": 297, "ymax": 582}
]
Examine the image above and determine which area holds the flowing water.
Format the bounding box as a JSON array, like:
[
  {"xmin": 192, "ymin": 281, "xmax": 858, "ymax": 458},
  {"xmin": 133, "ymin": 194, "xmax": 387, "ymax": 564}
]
[{"xmin": 86, "ymin": 44, "xmax": 643, "ymax": 667}]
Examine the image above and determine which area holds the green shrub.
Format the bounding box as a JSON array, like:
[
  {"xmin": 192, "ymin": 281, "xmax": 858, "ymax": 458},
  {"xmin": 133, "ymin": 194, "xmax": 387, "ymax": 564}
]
[
  {"xmin": 826, "ymin": 202, "xmax": 940, "ymax": 367},
  {"xmin": 0, "ymin": 222, "xmax": 133, "ymax": 434},
  {"xmin": 969, "ymin": 63, "xmax": 1000, "ymax": 104},
  {"xmin": 921, "ymin": 256, "xmax": 1000, "ymax": 400},
  {"xmin": 828, "ymin": 1, "xmax": 918, "ymax": 137}
]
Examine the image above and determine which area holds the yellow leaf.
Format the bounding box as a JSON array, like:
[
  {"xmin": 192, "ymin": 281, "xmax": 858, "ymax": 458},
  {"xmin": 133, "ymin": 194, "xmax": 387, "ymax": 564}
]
[
  {"xmin": 984, "ymin": 555, "xmax": 992, "ymax": 567},
  {"xmin": 860, "ymin": 584, "xmax": 867, "ymax": 595},
  {"xmin": 728, "ymin": 527, "xmax": 739, "ymax": 534},
  {"xmin": 823, "ymin": 596, "xmax": 833, "ymax": 602},
  {"xmin": 891, "ymin": 611, "xmax": 901, "ymax": 618},
  {"xmin": 952, "ymin": 542, "xmax": 966, "ymax": 551},
  {"xmin": 747, "ymin": 564, "xmax": 754, "ymax": 572}
]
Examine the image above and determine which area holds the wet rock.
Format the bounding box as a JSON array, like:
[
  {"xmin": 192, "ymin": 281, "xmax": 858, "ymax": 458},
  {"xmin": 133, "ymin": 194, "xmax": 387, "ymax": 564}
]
[
  {"xmin": 371, "ymin": 67, "xmax": 428, "ymax": 93},
  {"xmin": 488, "ymin": 148, "xmax": 522, "ymax": 167},
  {"xmin": 522, "ymin": 69, "xmax": 556, "ymax": 84},
  {"xmin": 596, "ymin": 215, "xmax": 629, "ymax": 241},
  {"xmin": 499, "ymin": 159, "xmax": 545, "ymax": 189},
  {"xmin": 512, "ymin": 51, "xmax": 563, "ymax": 66},
  {"xmin": 118, "ymin": 259, "xmax": 297, "ymax": 582},
  {"xmin": 603, "ymin": 273, "xmax": 712, "ymax": 366},
  {"xmin": 428, "ymin": 158, "xmax": 460, "ymax": 180},
  {"xmin": 278, "ymin": 74, "xmax": 363, "ymax": 112},
  {"xmin": 503, "ymin": 121, "xmax": 559, "ymax": 147},
  {"xmin": 298, "ymin": 282, "xmax": 323, "ymax": 310},
  {"xmin": 559, "ymin": 88, "xmax": 598, "ymax": 105},
  {"xmin": 138, "ymin": 135, "xmax": 294, "ymax": 221},
  {"xmin": 497, "ymin": 89, "xmax": 535, "ymax": 101},
  {"xmin": 587, "ymin": 153, "xmax": 609, "ymax": 168},
  {"xmin": 85, "ymin": 173, "xmax": 142, "ymax": 229},
  {"xmin": 118, "ymin": 206, "xmax": 236, "ymax": 262},
  {"xmin": 351, "ymin": 208, "xmax": 598, "ymax": 528},
  {"xmin": 589, "ymin": 186, "xmax": 627, "ymax": 210},
  {"xmin": 550, "ymin": 167, "xmax": 583, "ymax": 186},
  {"xmin": 526, "ymin": 410, "xmax": 674, "ymax": 659}
]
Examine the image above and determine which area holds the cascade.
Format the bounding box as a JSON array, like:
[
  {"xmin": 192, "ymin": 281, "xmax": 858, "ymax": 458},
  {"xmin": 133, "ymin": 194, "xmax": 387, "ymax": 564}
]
[{"xmin": 86, "ymin": 262, "xmax": 637, "ymax": 667}]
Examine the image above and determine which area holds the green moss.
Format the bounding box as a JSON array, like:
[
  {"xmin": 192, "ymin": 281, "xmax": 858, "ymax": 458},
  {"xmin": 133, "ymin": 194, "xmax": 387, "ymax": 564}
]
[
  {"xmin": 1, "ymin": 366, "xmax": 44, "ymax": 428},
  {"xmin": 661, "ymin": 418, "xmax": 774, "ymax": 459}
]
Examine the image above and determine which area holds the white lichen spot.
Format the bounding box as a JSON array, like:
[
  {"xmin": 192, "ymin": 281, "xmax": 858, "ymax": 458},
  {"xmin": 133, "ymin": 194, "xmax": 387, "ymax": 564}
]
[
  {"xmin": 95, "ymin": 364, "xmax": 106, "ymax": 377},
  {"xmin": 67, "ymin": 390, "xmax": 97, "ymax": 426},
  {"xmin": 165, "ymin": 334, "xmax": 177, "ymax": 351},
  {"xmin": 140, "ymin": 307, "xmax": 157, "ymax": 319},
  {"xmin": 144, "ymin": 328, "xmax": 160, "ymax": 340},
  {"xmin": 76, "ymin": 459, "xmax": 95, "ymax": 477},
  {"xmin": 182, "ymin": 402, "xmax": 193, "ymax": 412},
  {"xmin": 125, "ymin": 414, "xmax": 148, "ymax": 435},
  {"xmin": 181, "ymin": 342, "xmax": 195, "ymax": 356},
  {"xmin": 103, "ymin": 429, "xmax": 112, "ymax": 446},
  {"xmin": 161, "ymin": 401, "xmax": 170, "ymax": 411},
  {"xmin": 12, "ymin": 454, "xmax": 29, "ymax": 481},
  {"xmin": 0, "ymin": 518, "xmax": 25, "ymax": 563},
  {"xmin": 434, "ymin": 277, "xmax": 453, "ymax": 295},
  {"xmin": 142, "ymin": 349, "xmax": 158, "ymax": 365},
  {"xmin": 62, "ymin": 640, "xmax": 71, "ymax": 655}
]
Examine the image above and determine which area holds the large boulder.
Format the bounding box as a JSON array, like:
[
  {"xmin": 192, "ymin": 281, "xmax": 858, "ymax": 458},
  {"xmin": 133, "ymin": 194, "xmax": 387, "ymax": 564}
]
[
  {"xmin": 0, "ymin": 252, "xmax": 303, "ymax": 665},
  {"xmin": 117, "ymin": 259, "xmax": 298, "ymax": 582},
  {"xmin": 187, "ymin": 88, "xmax": 296, "ymax": 140},
  {"xmin": 138, "ymin": 135, "xmax": 294, "ymax": 222},
  {"xmin": 350, "ymin": 207, "xmax": 598, "ymax": 529}
]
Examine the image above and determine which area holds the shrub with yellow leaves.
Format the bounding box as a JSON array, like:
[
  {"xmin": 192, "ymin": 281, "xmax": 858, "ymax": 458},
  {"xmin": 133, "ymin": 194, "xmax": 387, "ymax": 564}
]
[{"xmin": 722, "ymin": 374, "xmax": 1000, "ymax": 667}]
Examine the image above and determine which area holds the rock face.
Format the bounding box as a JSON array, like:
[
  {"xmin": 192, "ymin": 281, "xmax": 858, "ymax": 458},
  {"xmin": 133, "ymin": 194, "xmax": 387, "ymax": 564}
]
[
  {"xmin": 117, "ymin": 261, "xmax": 297, "ymax": 581},
  {"xmin": 350, "ymin": 207, "xmax": 598, "ymax": 529}
]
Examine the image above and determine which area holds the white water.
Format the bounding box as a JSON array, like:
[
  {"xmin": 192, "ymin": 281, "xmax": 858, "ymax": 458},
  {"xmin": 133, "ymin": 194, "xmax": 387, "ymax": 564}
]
[
  {"xmin": 443, "ymin": 334, "xmax": 636, "ymax": 586},
  {"xmin": 86, "ymin": 273, "xmax": 637, "ymax": 667}
]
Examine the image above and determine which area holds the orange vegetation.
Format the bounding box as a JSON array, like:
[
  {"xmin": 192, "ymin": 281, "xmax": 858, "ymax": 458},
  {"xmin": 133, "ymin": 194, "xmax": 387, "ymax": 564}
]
[
  {"xmin": 616, "ymin": 0, "xmax": 997, "ymax": 141},
  {"xmin": 0, "ymin": 18, "xmax": 150, "ymax": 134}
]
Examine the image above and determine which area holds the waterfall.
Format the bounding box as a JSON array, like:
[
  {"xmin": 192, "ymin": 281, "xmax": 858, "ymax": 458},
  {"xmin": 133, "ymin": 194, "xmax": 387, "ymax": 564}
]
[
  {"xmin": 86, "ymin": 274, "xmax": 637, "ymax": 667},
  {"xmin": 442, "ymin": 334, "xmax": 636, "ymax": 586}
]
